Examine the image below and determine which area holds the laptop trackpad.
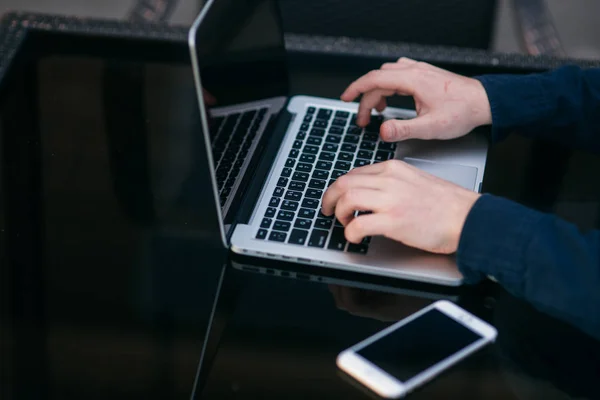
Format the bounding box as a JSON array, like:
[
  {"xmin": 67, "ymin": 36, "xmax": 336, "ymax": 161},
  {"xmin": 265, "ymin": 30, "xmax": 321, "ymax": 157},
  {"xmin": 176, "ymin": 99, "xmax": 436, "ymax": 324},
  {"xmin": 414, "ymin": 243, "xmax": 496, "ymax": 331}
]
[{"xmin": 403, "ymin": 158, "xmax": 478, "ymax": 191}]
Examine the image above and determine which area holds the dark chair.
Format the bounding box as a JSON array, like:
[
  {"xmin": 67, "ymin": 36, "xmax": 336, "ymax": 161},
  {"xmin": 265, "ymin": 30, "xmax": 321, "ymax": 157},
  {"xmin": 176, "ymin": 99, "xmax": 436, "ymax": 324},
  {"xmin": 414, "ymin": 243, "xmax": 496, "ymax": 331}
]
[{"xmin": 278, "ymin": 0, "xmax": 498, "ymax": 49}]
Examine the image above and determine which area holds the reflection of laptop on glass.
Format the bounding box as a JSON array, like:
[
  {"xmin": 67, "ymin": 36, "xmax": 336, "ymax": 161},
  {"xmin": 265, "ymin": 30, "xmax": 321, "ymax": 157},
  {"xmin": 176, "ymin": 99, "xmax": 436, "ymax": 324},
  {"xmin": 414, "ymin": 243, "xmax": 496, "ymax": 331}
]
[{"xmin": 188, "ymin": 0, "xmax": 489, "ymax": 286}]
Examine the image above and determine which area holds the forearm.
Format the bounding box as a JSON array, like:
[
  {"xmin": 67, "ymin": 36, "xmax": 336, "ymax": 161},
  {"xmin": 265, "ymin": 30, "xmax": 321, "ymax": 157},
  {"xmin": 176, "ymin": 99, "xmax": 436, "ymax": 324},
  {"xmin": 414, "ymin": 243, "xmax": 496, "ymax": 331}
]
[
  {"xmin": 457, "ymin": 195, "xmax": 600, "ymax": 340},
  {"xmin": 475, "ymin": 66, "xmax": 600, "ymax": 153}
]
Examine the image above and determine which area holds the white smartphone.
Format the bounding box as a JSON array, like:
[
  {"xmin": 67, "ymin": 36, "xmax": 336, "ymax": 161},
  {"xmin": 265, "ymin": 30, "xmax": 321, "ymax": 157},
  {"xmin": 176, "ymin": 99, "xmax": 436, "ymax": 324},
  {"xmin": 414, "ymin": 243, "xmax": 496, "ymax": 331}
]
[{"xmin": 336, "ymin": 300, "xmax": 498, "ymax": 398}]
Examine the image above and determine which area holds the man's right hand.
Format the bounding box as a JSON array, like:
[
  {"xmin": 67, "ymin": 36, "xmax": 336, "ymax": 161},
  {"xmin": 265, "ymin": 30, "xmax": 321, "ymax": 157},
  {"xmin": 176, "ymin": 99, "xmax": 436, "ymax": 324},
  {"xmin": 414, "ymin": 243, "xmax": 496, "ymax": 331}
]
[{"xmin": 341, "ymin": 57, "xmax": 492, "ymax": 142}]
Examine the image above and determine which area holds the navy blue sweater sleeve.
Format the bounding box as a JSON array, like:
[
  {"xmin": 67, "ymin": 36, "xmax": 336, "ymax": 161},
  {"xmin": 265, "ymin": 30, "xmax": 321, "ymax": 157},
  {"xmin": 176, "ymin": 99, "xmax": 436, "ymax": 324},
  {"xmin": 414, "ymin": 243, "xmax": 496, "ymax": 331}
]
[
  {"xmin": 457, "ymin": 195, "xmax": 600, "ymax": 341},
  {"xmin": 457, "ymin": 67, "xmax": 600, "ymax": 340},
  {"xmin": 475, "ymin": 65, "xmax": 600, "ymax": 152}
]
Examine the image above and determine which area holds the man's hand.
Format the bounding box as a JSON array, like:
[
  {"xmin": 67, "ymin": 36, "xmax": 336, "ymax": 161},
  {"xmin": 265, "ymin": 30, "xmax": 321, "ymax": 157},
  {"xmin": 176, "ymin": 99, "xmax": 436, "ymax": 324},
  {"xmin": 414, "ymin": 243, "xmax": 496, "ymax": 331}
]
[
  {"xmin": 341, "ymin": 57, "xmax": 491, "ymax": 142},
  {"xmin": 321, "ymin": 160, "xmax": 480, "ymax": 255}
]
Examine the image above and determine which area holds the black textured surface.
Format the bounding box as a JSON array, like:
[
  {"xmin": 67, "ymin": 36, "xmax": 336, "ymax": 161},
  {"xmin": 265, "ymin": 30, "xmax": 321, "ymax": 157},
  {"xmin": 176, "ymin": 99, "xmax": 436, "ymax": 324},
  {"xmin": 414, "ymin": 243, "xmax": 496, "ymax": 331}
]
[
  {"xmin": 279, "ymin": 0, "xmax": 498, "ymax": 49},
  {"xmin": 0, "ymin": 11, "xmax": 600, "ymax": 91}
]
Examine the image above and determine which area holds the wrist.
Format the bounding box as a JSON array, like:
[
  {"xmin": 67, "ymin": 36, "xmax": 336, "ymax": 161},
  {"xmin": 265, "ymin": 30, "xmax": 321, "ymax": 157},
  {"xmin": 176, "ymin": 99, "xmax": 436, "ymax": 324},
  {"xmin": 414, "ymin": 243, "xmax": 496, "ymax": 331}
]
[
  {"xmin": 449, "ymin": 190, "xmax": 481, "ymax": 254},
  {"xmin": 468, "ymin": 78, "xmax": 492, "ymax": 127}
]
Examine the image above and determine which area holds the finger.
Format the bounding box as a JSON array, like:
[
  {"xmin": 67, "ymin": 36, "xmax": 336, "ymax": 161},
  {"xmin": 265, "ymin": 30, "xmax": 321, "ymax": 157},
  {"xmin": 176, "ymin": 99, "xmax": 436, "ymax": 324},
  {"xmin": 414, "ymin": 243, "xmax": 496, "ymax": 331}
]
[
  {"xmin": 341, "ymin": 70, "xmax": 416, "ymax": 102},
  {"xmin": 345, "ymin": 213, "xmax": 396, "ymax": 244},
  {"xmin": 344, "ymin": 160, "xmax": 421, "ymax": 182},
  {"xmin": 375, "ymin": 98, "xmax": 387, "ymax": 113},
  {"xmin": 380, "ymin": 115, "xmax": 437, "ymax": 142},
  {"xmin": 334, "ymin": 189, "xmax": 389, "ymax": 226},
  {"xmin": 396, "ymin": 57, "xmax": 418, "ymax": 66},
  {"xmin": 357, "ymin": 89, "xmax": 394, "ymax": 126},
  {"xmin": 321, "ymin": 175, "xmax": 389, "ymax": 216}
]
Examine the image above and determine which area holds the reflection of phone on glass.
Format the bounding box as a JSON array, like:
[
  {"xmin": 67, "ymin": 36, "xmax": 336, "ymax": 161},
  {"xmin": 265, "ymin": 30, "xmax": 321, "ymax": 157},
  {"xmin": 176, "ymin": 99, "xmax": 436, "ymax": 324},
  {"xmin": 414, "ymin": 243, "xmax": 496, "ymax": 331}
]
[{"xmin": 337, "ymin": 300, "xmax": 497, "ymax": 398}]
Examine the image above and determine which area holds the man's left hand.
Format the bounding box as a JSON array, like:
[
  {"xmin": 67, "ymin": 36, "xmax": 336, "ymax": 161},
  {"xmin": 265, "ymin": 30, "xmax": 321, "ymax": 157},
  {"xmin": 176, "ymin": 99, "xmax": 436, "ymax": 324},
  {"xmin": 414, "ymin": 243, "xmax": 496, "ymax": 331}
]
[{"xmin": 321, "ymin": 160, "xmax": 480, "ymax": 254}]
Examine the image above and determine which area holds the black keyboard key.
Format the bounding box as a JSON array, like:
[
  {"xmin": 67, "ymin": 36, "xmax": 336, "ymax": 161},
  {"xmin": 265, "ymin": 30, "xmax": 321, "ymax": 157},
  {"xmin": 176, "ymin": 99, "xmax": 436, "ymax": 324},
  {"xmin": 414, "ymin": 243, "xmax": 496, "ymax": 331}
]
[
  {"xmin": 328, "ymin": 179, "xmax": 336, "ymax": 187},
  {"xmin": 332, "ymin": 118, "xmax": 347, "ymax": 127},
  {"xmin": 360, "ymin": 141, "xmax": 376, "ymax": 151},
  {"xmin": 292, "ymin": 172, "xmax": 309, "ymax": 182},
  {"xmin": 296, "ymin": 163, "xmax": 312, "ymax": 173},
  {"xmin": 308, "ymin": 229, "xmax": 329, "ymax": 248},
  {"xmin": 302, "ymin": 198, "xmax": 319, "ymax": 209},
  {"xmin": 265, "ymin": 207, "xmax": 276, "ymax": 218},
  {"xmin": 316, "ymin": 161, "xmax": 333, "ymax": 170},
  {"xmin": 289, "ymin": 229, "xmax": 309, "ymax": 245},
  {"xmin": 281, "ymin": 167, "xmax": 292, "ymax": 178},
  {"xmin": 366, "ymin": 115, "xmax": 384, "ymax": 132},
  {"xmin": 347, "ymin": 126, "xmax": 363, "ymax": 136},
  {"xmin": 261, "ymin": 218, "xmax": 272, "ymax": 228},
  {"xmin": 273, "ymin": 187, "xmax": 284, "ymax": 197},
  {"xmin": 309, "ymin": 179, "xmax": 326, "ymax": 190},
  {"xmin": 328, "ymin": 126, "xmax": 344, "ymax": 135},
  {"xmin": 307, "ymin": 106, "xmax": 316, "ymax": 114},
  {"xmin": 338, "ymin": 152, "xmax": 353, "ymax": 162},
  {"xmin": 313, "ymin": 119, "xmax": 328, "ymax": 129},
  {"xmin": 281, "ymin": 200, "xmax": 299, "ymax": 211},
  {"xmin": 328, "ymin": 227, "xmax": 347, "ymax": 251},
  {"xmin": 362, "ymin": 236, "xmax": 372, "ymax": 245},
  {"xmin": 301, "ymin": 123, "xmax": 310, "ymax": 131},
  {"xmin": 285, "ymin": 158, "xmax": 296, "ymax": 168},
  {"xmin": 326, "ymin": 135, "xmax": 342, "ymax": 144},
  {"xmin": 268, "ymin": 231, "xmax": 287, "ymax": 242},
  {"xmin": 375, "ymin": 150, "xmax": 394, "ymax": 162},
  {"xmin": 293, "ymin": 140, "xmax": 303, "ymax": 149},
  {"xmin": 310, "ymin": 128, "xmax": 326, "ymax": 137},
  {"xmin": 221, "ymin": 187, "xmax": 231, "ymax": 198},
  {"xmin": 319, "ymin": 152, "xmax": 336, "ymax": 162},
  {"xmin": 277, "ymin": 177, "xmax": 289, "ymax": 187},
  {"xmin": 344, "ymin": 134, "xmax": 360, "ymax": 144},
  {"xmin": 312, "ymin": 169, "xmax": 329, "ymax": 180},
  {"xmin": 354, "ymin": 159, "xmax": 370, "ymax": 168},
  {"xmin": 307, "ymin": 136, "xmax": 322, "ymax": 146},
  {"xmin": 300, "ymin": 154, "xmax": 316, "ymax": 163},
  {"xmin": 269, "ymin": 197, "xmax": 281, "ymax": 207},
  {"xmin": 277, "ymin": 210, "xmax": 295, "ymax": 221},
  {"xmin": 299, "ymin": 208, "xmax": 316, "ymax": 219},
  {"xmin": 285, "ymin": 190, "xmax": 302, "ymax": 201},
  {"xmin": 273, "ymin": 221, "xmax": 291, "ymax": 232},
  {"xmin": 289, "ymin": 181, "xmax": 306, "ymax": 191},
  {"xmin": 358, "ymin": 150, "xmax": 373, "ymax": 160},
  {"xmin": 323, "ymin": 143, "xmax": 338, "ymax": 152},
  {"xmin": 317, "ymin": 108, "xmax": 333, "ymax": 120},
  {"xmin": 318, "ymin": 210, "xmax": 334, "ymax": 220},
  {"xmin": 303, "ymin": 114, "xmax": 313, "ymax": 123},
  {"xmin": 348, "ymin": 243, "xmax": 369, "ymax": 254},
  {"xmin": 304, "ymin": 145, "xmax": 319, "ymax": 155},
  {"xmin": 306, "ymin": 188, "xmax": 323, "ymax": 198},
  {"xmin": 315, "ymin": 218, "xmax": 333, "ymax": 230},
  {"xmin": 335, "ymin": 110, "xmax": 350, "ymax": 118},
  {"xmin": 379, "ymin": 142, "xmax": 397, "ymax": 151},
  {"xmin": 256, "ymin": 229, "xmax": 268, "ymax": 240},
  {"xmin": 289, "ymin": 149, "xmax": 299, "ymax": 158},
  {"xmin": 331, "ymin": 170, "xmax": 345, "ymax": 179},
  {"xmin": 341, "ymin": 143, "xmax": 357, "ymax": 152},
  {"xmin": 335, "ymin": 161, "xmax": 351, "ymax": 171},
  {"xmin": 364, "ymin": 133, "xmax": 379, "ymax": 142},
  {"xmin": 296, "ymin": 131, "xmax": 306, "ymax": 140},
  {"xmin": 335, "ymin": 218, "xmax": 344, "ymax": 227},
  {"xmin": 294, "ymin": 218, "xmax": 312, "ymax": 229}
]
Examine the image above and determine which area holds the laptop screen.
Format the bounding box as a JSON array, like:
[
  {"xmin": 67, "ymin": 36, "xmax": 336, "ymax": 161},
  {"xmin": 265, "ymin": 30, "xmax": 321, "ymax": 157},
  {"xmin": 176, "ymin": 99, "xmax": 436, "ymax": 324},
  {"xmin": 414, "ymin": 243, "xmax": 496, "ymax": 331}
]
[{"xmin": 190, "ymin": 0, "xmax": 289, "ymax": 107}]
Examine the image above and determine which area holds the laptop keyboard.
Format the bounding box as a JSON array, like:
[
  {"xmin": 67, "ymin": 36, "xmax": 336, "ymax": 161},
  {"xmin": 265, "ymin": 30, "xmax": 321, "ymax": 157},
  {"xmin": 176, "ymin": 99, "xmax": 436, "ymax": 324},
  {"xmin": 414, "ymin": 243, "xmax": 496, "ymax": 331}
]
[
  {"xmin": 255, "ymin": 106, "xmax": 397, "ymax": 255},
  {"xmin": 211, "ymin": 107, "xmax": 268, "ymax": 206}
]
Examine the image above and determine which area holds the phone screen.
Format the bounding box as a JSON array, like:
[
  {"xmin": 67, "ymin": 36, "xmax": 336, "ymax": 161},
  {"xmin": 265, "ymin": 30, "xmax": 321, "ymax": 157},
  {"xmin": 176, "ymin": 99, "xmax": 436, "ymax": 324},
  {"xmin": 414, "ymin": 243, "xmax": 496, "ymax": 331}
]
[{"xmin": 357, "ymin": 308, "xmax": 483, "ymax": 383}]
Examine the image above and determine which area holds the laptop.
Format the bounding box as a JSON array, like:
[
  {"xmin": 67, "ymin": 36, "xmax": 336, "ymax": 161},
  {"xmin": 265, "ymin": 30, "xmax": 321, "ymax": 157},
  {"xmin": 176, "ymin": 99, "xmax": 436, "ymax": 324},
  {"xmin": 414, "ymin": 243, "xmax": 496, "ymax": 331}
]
[{"xmin": 188, "ymin": 0, "xmax": 489, "ymax": 286}]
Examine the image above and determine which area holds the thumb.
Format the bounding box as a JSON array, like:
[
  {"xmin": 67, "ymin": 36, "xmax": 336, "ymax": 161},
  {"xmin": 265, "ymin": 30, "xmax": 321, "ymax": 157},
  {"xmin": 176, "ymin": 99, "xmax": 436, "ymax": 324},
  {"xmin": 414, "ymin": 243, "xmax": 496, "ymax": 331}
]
[{"xmin": 380, "ymin": 115, "xmax": 436, "ymax": 142}]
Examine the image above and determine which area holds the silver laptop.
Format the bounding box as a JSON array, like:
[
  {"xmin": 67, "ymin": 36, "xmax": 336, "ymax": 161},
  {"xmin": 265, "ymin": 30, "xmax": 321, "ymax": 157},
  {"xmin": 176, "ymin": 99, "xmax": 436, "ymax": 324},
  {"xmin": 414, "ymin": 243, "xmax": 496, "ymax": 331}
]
[{"xmin": 188, "ymin": 0, "xmax": 489, "ymax": 286}]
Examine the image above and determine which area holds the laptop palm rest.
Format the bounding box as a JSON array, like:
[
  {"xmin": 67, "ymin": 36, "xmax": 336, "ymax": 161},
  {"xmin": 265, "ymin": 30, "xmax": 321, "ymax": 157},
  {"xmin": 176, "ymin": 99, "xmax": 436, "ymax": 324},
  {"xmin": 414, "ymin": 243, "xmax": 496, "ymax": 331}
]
[{"xmin": 402, "ymin": 158, "xmax": 478, "ymax": 191}]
